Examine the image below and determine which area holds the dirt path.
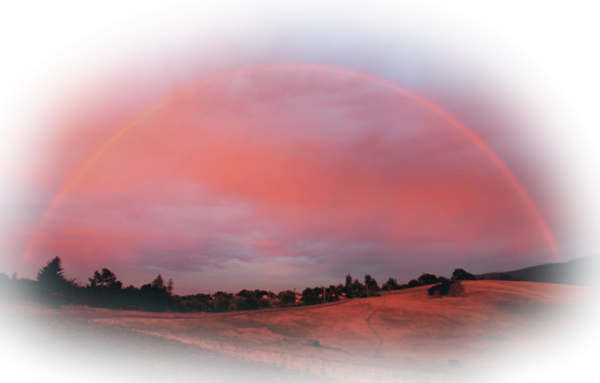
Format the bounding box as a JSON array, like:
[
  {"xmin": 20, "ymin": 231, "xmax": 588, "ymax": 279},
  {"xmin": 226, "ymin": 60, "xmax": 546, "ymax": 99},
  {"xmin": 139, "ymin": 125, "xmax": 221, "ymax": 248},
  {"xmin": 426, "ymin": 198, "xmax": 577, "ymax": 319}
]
[{"xmin": 365, "ymin": 300, "xmax": 385, "ymax": 356}]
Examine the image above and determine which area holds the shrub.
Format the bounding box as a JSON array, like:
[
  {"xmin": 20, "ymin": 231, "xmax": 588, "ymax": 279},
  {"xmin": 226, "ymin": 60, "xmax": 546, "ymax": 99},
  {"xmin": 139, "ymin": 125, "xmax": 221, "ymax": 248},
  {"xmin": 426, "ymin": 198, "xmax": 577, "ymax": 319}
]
[
  {"xmin": 447, "ymin": 282, "xmax": 467, "ymax": 297},
  {"xmin": 258, "ymin": 298, "xmax": 271, "ymax": 308}
]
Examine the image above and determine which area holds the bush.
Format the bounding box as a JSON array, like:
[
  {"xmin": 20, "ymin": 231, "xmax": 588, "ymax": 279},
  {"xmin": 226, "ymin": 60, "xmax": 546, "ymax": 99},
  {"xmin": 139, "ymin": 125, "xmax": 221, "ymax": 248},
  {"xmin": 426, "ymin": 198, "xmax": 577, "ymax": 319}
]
[
  {"xmin": 447, "ymin": 282, "xmax": 467, "ymax": 297},
  {"xmin": 258, "ymin": 298, "xmax": 271, "ymax": 308},
  {"xmin": 278, "ymin": 290, "xmax": 296, "ymax": 306}
]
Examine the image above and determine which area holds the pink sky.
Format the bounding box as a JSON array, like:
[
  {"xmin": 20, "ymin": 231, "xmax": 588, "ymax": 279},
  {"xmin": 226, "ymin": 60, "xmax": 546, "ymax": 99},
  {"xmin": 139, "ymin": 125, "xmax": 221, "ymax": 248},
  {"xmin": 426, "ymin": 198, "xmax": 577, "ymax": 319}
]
[{"xmin": 0, "ymin": 1, "xmax": 599, "ymax": 294}]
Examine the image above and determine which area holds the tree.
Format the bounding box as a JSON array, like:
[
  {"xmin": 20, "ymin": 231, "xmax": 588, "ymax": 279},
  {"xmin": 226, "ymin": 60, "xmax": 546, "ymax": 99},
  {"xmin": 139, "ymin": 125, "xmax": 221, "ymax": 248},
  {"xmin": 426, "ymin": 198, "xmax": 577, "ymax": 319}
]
[
  {"xmin": 234, "ymin": 290, "xmax": 259, "ymax": 311},
  {"xmin": 86, "ymin": 268, "xmax": 123, "ymax": 308},
  {"xmin": 258, "ymin": 298, "xmax": 271, "ymax": 309},
  {"xmin": 383, "ymin": 277, "xmax": 399, "ymax": 291},
  {"xmin": 333, "ymin": 283, "xmax": 344, "ymax": 297},
  {"xmin": 166, "ymin": 279, "xmax": 174, "ymax": 296},
  {"xmin": 364, "ymin": 274, "xmax": 372, "ymax": 296},
  {"xmin": 36, "ymin": 256, "xmax": 77, "ymax": 306},
  {"xmin": 418, "ymin": 273, "xmax": 439, "ymax": 286},
  {"xmin": 120, "ymin": 285, "xmax": 142, "ymax": 311},
  {"xmin": 346, "ymin": 279, "xmax": 367, "ymax": 299},
  {"xmin": 345, "ymin": 274, "xmax": 353, "ymax": 287},
  {"xmin": 364, "ymin": 274, "xmax": 380, "ymax": 296},
  {"xmin": 0, "ymin": 273, "xmax": 10, "ymax": 300},
  {"xmin": 151, "ymin": 274, "xmax": 166, "ymax": 291},
  {"xmin": 140, "ymin": 283, "xmax": 169, "ymax": 312},
  {"xmin": 88, "ymin": 268, "xmax": 122, "ymax": 291},
  {"xmin": 324, "ymin": 285, "xmax": 339, "ymax": 303},
  {"xmin": 229, "ymin": 295, "xmax": 245, "ymax": 312},
  {"xmin": 302, "ymin": 287, "xmax": 318, "ymax": 305},
  {"xmin": 211, "ymin": 292, "xmax": 231, "ymax": 312},
  {"xmin": 279, "ymin": 290, "xmax": 296, "ymax": 306},
  {"xmin": 452, "ymin": 269, "xmax": 476, "ymax": 281},
  {"xmin": 37, "ymin": 256, "xmax": 75, "ymax": 295}
]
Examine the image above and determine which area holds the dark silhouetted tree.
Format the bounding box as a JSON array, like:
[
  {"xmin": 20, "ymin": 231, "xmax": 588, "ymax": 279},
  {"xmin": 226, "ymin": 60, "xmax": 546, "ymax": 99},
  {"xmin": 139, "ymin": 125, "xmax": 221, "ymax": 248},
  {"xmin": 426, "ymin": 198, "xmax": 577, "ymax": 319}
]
[
  {"xmin": 139, "ymin": 284, "xmax": 168, "ymax": 312},
  {"xmin": 364, "ymin": 274, "xmax": 380, "ymax": 296},
  {"xmin": 171, "ymin": 293, "xmax": 211, "ymax": 312},
  {"xmin": 151, "ymin": 274, "xmax": 166, "ymax": 291},
  {"xmin": 364, "ymin": 274, "xmax": 372, "ymax": 296},
  {"xmin": 333, "ymin": 284, "xmax": 344, "ymax": 297},
  {"xmin": 418, "ymin": 273, "xmax": 439, "ymax": 286},
  {"xmin": 324, "ymin": 285, "xmax": 339, "ymax": 302},
  {"xmin": 302, "ymin": 287, "xmax": 318, "ymax": 305},
  {"xmin": 36, "ymin": 256, "xmax": 77, "ymax": 306},
  {"xmin": 452, "ymin": 269, "xmax": 476, "ymax": 281},
  {"xmin": 0, "ymin": 273, "xmax": 10, "ymax": 300},
  {"xmin": 37, "ymin": 256, "xmax": 66, "ymax": 292},
  {"xmin": 120, "ymin": 285, "xmax": 142, "ymax": 311},
  {"xmin": 234, "ymin": 289, "xmax": 259, "ymax": 310},
  {"xmin": 213, "ymin": 298, "xmax": 231, "ymax": 312},
  {"xmin": 346, "ymin": 279, "xmax": 367, "ymax": 298},
  {"xmin": 279, "ymin": 290, "xmax": 296, "ymax": 306},
  {"xmin": 258, "ymin": 298, "xmax": 271, "ymax": 308},
  {"xmin": 86, "ymin": 268, "xmax": 123, "ymax": 308},
  {"xmin": 229, "ymin": 294, "xmax": 244, "ymax": 311},
  {"xmin": 382, "ymin": 277, "xmax": 399, "ymax": 291}
]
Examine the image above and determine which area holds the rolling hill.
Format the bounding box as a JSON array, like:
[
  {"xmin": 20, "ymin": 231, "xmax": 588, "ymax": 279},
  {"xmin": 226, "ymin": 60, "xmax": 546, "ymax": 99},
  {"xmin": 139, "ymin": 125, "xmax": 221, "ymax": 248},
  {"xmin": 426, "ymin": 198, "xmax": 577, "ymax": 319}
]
[
  {"xmin": 476, "ymin": 256, "xmax": 598, "ymax": 287},
  {"xmin": 2, "ymin": 280, "xmax": 597, "ymax": 383}
]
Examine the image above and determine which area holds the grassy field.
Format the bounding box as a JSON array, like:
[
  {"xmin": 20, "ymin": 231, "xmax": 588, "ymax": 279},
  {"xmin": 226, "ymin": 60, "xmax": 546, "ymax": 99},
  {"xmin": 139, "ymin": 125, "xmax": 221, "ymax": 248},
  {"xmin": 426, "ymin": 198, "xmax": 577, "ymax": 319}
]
[{"xmin": 2, "ymin": 281, "xmax": 596, "ymax": 383}]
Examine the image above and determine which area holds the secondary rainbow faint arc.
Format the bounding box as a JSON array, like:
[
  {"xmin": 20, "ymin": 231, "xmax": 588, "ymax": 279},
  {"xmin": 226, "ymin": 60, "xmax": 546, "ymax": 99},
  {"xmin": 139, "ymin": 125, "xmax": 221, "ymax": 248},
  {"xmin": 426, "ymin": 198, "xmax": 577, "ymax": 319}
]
[{"xmin": 23, "ymin": 63, "xmax": 561, "ymax": 261}]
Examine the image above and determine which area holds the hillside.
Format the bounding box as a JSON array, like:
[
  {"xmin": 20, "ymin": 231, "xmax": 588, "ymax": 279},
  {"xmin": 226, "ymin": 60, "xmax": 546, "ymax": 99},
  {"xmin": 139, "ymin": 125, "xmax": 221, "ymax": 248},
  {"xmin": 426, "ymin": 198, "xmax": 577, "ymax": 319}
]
[
  {"xmin": 2, "ymin": 280, "xmax": 596, "ymax": 383},
  {"xmin": 477, "ymin": 256, "xmax": 598, "ymax": 287},
  {"xmin": 74, "ymin": 281, "xmax": 596, "ymax": 381}
]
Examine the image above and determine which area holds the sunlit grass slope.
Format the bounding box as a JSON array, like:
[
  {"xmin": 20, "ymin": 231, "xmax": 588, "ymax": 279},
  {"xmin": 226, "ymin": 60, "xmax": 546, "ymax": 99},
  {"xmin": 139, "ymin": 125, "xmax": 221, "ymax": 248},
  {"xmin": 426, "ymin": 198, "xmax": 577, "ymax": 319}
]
[{"xmin": 97, "ymin": 281, "xmax": 596, "ymax": 377}]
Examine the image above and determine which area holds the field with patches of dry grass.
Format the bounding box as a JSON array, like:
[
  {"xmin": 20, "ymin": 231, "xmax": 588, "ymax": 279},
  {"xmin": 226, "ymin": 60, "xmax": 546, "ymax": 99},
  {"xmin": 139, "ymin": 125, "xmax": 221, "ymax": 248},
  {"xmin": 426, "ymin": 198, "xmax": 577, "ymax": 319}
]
[{"xmin": 2, "ymin": 281, "xmax": 596, "ymax": 383}]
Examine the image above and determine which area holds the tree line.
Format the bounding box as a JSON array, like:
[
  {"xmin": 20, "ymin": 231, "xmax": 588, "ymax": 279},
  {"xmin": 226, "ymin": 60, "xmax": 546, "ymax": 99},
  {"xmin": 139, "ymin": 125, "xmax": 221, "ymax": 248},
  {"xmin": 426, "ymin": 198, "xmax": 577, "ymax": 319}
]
[{"xmin": 0, "ymin": 256, "xmax": 477, "ymax": 312}]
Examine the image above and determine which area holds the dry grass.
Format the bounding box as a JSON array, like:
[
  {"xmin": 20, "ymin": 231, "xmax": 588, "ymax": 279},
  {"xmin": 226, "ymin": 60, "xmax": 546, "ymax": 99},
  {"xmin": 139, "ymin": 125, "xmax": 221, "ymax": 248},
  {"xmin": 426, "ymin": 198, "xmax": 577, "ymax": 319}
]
[{"xmin": 3, "ymin": 281, "xmax": 596, "ymax": 382}]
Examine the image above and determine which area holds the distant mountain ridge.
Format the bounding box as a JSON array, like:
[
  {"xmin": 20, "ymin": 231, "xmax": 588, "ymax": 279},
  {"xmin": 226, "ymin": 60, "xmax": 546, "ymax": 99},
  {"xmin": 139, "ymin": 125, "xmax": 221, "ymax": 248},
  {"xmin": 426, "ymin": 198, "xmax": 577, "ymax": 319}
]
[{"xmin": 476, "ymin": 256, "xmax": 598, "ymax": 288}]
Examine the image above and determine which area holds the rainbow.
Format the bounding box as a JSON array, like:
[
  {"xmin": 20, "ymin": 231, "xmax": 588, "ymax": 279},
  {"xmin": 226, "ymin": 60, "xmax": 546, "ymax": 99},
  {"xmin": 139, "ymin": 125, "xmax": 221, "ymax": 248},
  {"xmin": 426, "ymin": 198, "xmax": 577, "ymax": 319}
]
[{"xmin": 23, "ymin": 64, "xmax": 561, "ymax": 261}]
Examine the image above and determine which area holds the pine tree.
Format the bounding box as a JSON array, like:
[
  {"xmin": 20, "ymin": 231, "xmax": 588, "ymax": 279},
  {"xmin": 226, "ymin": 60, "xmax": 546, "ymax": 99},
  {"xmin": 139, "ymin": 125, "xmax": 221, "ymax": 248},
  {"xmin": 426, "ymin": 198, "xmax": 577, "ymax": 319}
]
[
  {"xmin": 345, "ymin": 274, "xmax": 352, "ymax": 287},
  {"xmin": 151, "ymin": 274, "xmax": 166, "ymax": 291},
  {"xmin": 37, "ymin": 256, "xmax": 67, "ymax": 293}
]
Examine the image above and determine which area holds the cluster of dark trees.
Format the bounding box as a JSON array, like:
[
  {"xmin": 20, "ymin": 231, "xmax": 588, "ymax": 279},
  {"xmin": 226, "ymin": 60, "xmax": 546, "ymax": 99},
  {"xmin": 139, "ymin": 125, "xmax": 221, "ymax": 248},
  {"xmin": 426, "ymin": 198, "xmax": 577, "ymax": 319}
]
[
  {"xmin": 0, "ymin": 257, "xmax": 176, "ymax": 311},
  {"xmin": 380, "ymin": 268, "xmax": 476, "ymax": 292},
  {"xmin": 0, "ymin": 256, "xmax": 478, "ymax": 312}
]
